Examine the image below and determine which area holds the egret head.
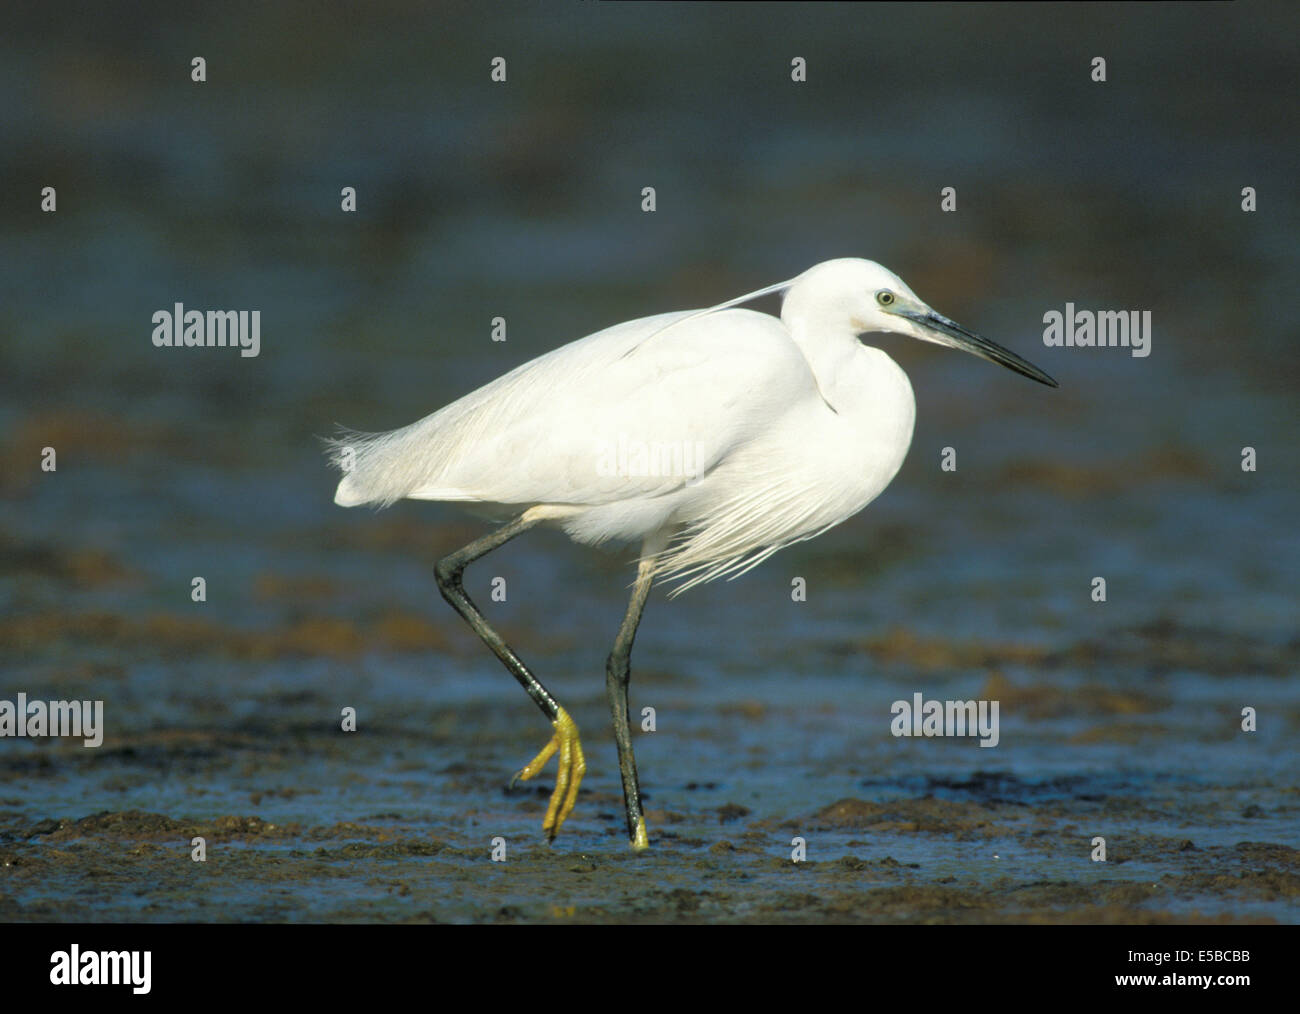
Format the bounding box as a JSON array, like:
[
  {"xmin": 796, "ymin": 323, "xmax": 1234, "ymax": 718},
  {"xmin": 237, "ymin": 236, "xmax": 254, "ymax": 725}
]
[{"xmin": 786, "ymin": 258, "xmax": 1059, "ymax": 388}]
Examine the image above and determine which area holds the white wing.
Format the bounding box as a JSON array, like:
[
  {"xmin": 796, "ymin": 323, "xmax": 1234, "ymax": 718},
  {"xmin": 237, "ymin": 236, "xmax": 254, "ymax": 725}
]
[{"xmin": 330, "ymin": 307, "xmax": 818, "ymax": 511}]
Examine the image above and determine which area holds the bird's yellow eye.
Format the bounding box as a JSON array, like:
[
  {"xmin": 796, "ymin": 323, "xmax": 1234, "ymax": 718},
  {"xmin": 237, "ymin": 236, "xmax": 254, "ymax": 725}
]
[{"xmin": 876, "ymin": 290, "xmax": 895, "ymax": 306}]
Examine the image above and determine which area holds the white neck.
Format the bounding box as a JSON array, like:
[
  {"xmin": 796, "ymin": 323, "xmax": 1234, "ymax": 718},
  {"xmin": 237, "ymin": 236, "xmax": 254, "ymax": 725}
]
[{"xmin": 781, "ymin": 299, "xmax": 863, "ymax": 401}]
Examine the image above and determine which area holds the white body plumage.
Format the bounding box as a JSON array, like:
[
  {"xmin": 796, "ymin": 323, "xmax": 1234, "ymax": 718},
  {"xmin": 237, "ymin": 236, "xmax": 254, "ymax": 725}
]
[{"xmin": 330, "ymin": 258, "xmax": 1054, "ymax": 593}]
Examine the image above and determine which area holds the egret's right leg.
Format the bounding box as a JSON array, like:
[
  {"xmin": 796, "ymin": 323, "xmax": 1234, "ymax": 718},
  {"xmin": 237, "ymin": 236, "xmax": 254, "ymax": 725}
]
[{"xmin": 434, "ymin": 512, "xmax": 586, "ymax": 843}]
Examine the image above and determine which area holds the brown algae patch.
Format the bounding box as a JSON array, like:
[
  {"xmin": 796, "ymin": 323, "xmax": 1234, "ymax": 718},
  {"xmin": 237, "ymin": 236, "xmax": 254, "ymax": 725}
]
[
  {"xmin": 0, "ymin": 609, "xmax": 453, "ymax": 660},
  {"xmin": 800, "ymin": 797, "xmax": 1015, "ymax": 839},
  {"xmin": 851, "ymin": 620, "xmax": 1298, "ymax": 678}
]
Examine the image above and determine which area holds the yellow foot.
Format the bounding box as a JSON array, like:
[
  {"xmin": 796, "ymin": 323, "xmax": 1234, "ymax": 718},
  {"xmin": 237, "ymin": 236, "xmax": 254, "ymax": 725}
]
[
  {"xmin": 631, "ymin": 814, "xmax": 650, "ymax": 852},
  {"xmin": 511, "ymin": 706, "xmax": 585, "ymax": 842}
]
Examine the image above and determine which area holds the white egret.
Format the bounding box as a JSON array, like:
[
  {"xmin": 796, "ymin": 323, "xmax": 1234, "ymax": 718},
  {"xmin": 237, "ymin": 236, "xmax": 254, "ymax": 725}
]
[{"xmin": 327, "ymin": 258, "xmax": 1057, "ymax": 850}]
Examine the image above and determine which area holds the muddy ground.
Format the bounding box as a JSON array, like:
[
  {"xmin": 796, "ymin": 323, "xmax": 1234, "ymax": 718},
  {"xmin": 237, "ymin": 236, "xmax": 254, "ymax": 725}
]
[{"xmin": 2, "ymin": 600, "xmax": 1297, "ymax": 923}]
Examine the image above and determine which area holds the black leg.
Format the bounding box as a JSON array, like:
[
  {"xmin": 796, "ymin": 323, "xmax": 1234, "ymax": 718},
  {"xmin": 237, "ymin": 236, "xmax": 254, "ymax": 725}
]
[
  {"xmin": 435, "ymin": 513, "xmax": 555, "ymax": 718},
  {"xmin": 606, "ymin": 549, "xmax": 657, "ymax": 850},
  {"xmin": 434, "ymin": 511, "xmax": 585, "ymax": 841}
]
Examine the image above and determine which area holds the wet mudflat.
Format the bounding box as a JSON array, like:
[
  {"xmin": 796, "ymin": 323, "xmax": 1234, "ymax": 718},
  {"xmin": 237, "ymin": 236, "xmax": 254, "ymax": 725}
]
[{"xmin": 2, "ymin": 586, "xmax": 1297, "ymax": 923}]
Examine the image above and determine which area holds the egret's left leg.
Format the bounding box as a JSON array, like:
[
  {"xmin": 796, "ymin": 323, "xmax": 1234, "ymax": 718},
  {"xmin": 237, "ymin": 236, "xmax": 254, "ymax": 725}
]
[{"xmin": 605, "ymin": 544, "xmax": 660, "ymax": 851}]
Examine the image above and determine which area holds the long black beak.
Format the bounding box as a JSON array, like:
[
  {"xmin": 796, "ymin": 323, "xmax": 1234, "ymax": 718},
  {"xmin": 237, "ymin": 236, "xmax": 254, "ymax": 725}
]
[{"xmin": 903, "ymin": 310, "xmax": 1059, "ymax": 388}]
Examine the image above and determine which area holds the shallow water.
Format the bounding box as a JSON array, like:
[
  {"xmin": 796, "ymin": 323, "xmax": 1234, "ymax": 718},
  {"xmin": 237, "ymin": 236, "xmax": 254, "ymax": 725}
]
[{"xmin": 1, "ymin": 3, "xmax": 1297, "ymax": 922}]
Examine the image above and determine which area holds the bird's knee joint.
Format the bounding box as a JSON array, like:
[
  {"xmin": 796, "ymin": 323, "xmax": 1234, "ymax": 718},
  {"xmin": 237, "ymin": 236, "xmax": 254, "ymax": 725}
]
[{"xmin": 434, "ymin": 558, "xmax": 463, "ymax": 590}]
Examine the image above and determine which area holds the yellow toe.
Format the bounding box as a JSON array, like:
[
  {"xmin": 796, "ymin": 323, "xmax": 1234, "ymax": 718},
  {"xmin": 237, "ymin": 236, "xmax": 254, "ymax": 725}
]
[{"xmin": 514, "ymin": 707, "xmax": 585, "ymax": 842}]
